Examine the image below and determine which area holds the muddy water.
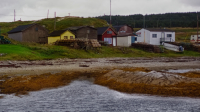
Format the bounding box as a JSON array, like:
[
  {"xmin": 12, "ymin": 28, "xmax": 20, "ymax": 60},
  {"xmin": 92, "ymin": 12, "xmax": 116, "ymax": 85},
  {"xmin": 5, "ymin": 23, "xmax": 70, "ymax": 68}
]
[{"xmin": 0, "ymin": 80, "xmax": 200, "ymax": 112}]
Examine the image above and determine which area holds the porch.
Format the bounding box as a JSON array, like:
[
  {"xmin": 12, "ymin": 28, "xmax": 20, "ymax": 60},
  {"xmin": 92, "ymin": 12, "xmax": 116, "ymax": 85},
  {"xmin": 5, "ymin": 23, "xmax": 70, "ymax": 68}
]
[{"xmin": 160, "ymin": 38, "xmax": 173, "ymax": 43}]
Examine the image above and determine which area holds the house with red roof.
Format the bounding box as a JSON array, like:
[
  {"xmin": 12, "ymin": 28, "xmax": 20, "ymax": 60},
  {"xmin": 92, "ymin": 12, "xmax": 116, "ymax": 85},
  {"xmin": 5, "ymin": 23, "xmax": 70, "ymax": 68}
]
[{"xmin": 97, "ymin": 27, "xmax": 117, "ymax": 46}]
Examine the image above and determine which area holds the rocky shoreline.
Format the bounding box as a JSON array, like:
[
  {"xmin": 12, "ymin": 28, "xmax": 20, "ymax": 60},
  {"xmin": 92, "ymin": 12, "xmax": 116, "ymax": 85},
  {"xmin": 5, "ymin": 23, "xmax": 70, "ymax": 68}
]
[{"xmin": 0, "ymin": 57, "xmax": 200, "ymax": 97}]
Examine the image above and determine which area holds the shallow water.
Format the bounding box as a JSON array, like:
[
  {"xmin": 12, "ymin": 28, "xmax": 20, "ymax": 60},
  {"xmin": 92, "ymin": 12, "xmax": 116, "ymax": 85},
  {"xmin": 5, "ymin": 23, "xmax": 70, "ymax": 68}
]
[
  {"xmin": 0, "ymin": 80, "xmax": 200, "ymax": 112},
  {"xmin": 165, "ymin": 69, "xmax": 200, "ymax": 73}
]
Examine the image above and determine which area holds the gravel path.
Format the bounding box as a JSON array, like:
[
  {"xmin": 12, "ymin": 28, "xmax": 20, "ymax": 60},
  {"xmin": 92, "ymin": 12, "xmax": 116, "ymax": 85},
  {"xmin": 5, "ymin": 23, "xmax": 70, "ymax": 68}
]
[{"xmin": 0, "ymin": 57, "xmax": 200, "ymax": 76}]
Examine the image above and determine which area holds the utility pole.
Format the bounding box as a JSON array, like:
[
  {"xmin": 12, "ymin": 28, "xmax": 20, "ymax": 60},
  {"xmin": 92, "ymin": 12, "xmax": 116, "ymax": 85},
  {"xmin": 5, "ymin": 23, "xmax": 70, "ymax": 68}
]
[
  {"xmin": 54, "ymin": 12, "xmax": 56, "ymax": 30},
  {"xmin": 69, "ymin": 13, "xmax": 70, "ymax": 16},
  {"xmin": 143, "ymin": 15, "xmax": 145, "ymax": 28},
  {"xmin": 110, "ymin": 0, "xmax": 111, "ymax": 25},
  {"xmin": 47, "ymin": 10, "xmax": 49, "ymax": 19},
  {"xmin": 14, "ymin": 9, "xmax": 15, "ymax": 22},
  {"xmin": 144, "ymin": 15, "xmax": 146, "ymax": 43},
  {"xmin": 170, "ymin": 13, "xmax": 171, "ymax": 28},
  {"xmin": 157, "ymin": 19, "xmax": 159, "ymax": 28},
  {"xmin": 197, "ymin": 12, "xmax": 199, "ymax": 42}
]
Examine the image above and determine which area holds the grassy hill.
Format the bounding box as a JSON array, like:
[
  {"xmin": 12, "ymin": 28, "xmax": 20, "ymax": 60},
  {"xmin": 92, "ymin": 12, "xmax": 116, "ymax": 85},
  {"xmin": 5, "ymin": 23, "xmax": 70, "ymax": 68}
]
[{"xmin": 0, "ymin": 17, "xmax": 108, "ymax": 36}]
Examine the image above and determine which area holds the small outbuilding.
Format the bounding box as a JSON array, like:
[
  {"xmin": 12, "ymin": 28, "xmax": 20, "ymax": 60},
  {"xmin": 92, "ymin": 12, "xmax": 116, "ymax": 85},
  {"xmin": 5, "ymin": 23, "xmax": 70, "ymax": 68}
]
[
  {"xmin": 115, "ymin": 34, "xmax": 137, "ymax": 47},
  {"xmin": 136, "ymin": 28, "xmax": 175, "ymax": 45},
  {"xmin": 66, "ymin": 26, "xmax": 97, "ymax": 39},
  {"xmin": 190, "ymin": 35, "xmax": 200, "ymax": 43},
  {"xmin": 48, "ymin": 30, "xmax": 75, "ymax": 44},
  {"xmin": 97, "ymin": 27, "xmax": 117, "ymax": 46},
  {"xmin": 7, "ymin": 23, "xmax": 49, "ymax": 44}
]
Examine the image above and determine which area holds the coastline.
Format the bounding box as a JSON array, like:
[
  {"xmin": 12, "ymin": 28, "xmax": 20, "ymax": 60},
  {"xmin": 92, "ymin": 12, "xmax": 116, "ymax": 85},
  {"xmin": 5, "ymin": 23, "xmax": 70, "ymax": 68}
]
[{"xmin": 0, "ymin": 57, "xmax": 200, "ymax": 97}]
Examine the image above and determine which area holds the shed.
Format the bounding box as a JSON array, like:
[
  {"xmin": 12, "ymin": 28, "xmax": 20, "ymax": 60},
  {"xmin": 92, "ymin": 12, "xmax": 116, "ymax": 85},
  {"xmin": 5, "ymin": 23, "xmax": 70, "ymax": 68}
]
[
  {"xmin": 7, "ymin": 23, "xmax": 49, "ymax": 44},
  {"xmin": 190, "ymin": 35, "xmax": 200, "ymax": 43},
  {"xmin": 66, "ymin": 26, "xmax": 97, "ymax": 39},
  {"xmin": 136, "ymin": 28, "xmax": 175, "ymax": 45},
  {"xmin": 97, "ymin": 27, "xmax": 117, "ymax": 46},
  {"xmin": 48, "ymin": 30, "xmax": 75, "ymax": 44},
  {"xmin": 115, "ymin": 34, "xmax": 137, "ymax": 47}
]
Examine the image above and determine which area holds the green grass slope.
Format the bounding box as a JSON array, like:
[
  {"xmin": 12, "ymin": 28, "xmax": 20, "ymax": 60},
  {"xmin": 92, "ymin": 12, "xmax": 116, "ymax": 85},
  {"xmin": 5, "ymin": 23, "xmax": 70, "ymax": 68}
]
[{"xmin": 0, "ymin": 44, "xmax": 200, "ymax": 61}]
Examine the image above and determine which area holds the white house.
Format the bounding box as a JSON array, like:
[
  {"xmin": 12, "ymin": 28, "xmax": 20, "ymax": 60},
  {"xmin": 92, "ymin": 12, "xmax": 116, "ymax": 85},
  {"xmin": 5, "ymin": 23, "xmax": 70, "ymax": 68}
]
[
  {"xmin": 136, "ymin": 28, "xmax": 175, "ymax": 45},
  {"xmin": 190, "ymin": 35, "xmax": 200, "ymax": 43}
]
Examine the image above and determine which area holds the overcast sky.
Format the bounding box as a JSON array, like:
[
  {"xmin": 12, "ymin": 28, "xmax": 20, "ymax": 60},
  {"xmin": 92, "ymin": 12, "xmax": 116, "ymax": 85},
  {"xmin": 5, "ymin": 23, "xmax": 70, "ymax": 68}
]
[{"xmin": 0, "ymin": 0, "xmax": 200, "ymax": 22}]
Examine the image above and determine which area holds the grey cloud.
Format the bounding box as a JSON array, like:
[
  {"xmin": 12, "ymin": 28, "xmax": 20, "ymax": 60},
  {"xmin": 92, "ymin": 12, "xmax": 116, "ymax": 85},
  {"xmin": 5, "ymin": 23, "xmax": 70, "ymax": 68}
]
[
  {"xmin": 179, "ymin": 0, "xmax": 200, "ymax": 7},
  {"xmin": 0, "ymin": 0, "xmax": 200, "ymax": 22}
]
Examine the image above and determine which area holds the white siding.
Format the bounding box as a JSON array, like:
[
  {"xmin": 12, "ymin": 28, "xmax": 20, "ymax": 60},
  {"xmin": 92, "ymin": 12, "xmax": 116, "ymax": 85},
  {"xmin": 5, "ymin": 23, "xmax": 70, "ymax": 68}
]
[
  {"xmin": 136, "ymin": 29, "xmax": 151, "ymax": 44},
  {"xmin": 117, "ymin": 36, "xmax": 132, "ymax": 47},
  {"xmin": 165, "ymin": 32, "xmax": 175, "ymax": 42},
  {"xmin": 8, "ymin": 32, "xmax": 23, "ymax": 42},
  {"xmin": 136, "ymin": 28, "xmax": 175, "ymax": 45},
  {"xmin": 150, "ymin": 32, "xmax": 162, "ymax": 45}
]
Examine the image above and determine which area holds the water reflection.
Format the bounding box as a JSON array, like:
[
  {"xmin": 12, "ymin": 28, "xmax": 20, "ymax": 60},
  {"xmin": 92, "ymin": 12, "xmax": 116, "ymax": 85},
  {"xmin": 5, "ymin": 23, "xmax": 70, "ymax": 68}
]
[{"xmin": 0, "ymin": 80, "xmax": 200, "ymax": 112}]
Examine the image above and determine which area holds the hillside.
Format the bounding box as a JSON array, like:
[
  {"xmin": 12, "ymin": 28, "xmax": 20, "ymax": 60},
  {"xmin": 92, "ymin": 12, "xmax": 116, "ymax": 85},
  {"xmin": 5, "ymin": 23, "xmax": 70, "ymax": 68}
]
[
  {"xmin": 96, "ymin": 12, "xmax": 199, "ymax": 28},
  {"xmin": 0, "ymin": 17, "xmax": 108, "ymax": 36}
]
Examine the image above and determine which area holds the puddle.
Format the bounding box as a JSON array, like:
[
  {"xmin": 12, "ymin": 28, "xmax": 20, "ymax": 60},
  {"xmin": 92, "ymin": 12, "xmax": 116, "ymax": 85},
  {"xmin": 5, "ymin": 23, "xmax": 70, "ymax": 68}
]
[{"xmin": 164, "ymin": 69, "xmax": 200, "ymax": 73}]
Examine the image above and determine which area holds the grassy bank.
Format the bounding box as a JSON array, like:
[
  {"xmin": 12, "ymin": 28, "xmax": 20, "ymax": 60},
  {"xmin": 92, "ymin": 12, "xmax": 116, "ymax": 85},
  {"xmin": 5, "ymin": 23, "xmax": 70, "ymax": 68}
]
[{"xmin": 0, "ymin": 43, "xmax": 200, "ymax": 60}]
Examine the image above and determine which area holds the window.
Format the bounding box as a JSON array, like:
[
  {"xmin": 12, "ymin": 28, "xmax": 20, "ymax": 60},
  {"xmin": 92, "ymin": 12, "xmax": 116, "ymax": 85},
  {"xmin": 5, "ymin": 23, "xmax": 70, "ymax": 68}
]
[
  {"xmin": 120, "ymin": 30, "xmax": 126, "ymax": 33},
  {"xmin": 152, "ymin": 34, "xmax": 157, "ymax": 38},
  {"xmin": 135, "ymin": 37, "xmax": 137, "ymax": 41},
  {"xmin": 104, "ymin": 38, "xmax": 112, "ymax": 44},
  {"xmin": 64, "ymin": 36, "xmax": 68, "ymax": 39},
  {"xmin": 107, "ymin": 31, "xmax": 112, "ymax": 34},
  {"xmin": 70, "ymin": 36, "xmax": 73, "ymax": 39},
  {"xmin": 167, "ymin": 34, "xmax": 172, "ymax": 37},
  {"xmin": 35, "ymin": 27, "xmax": 38, "ymax": 31}
]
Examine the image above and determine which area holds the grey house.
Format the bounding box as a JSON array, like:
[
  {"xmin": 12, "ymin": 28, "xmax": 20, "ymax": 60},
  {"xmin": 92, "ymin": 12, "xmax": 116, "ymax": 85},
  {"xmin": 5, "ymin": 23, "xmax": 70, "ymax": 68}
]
[
  {"xmin": 66, "ymin": 26, "xmax": 97, "ymax": 39},
  {"xmin": 8, "ymin": 23, "xmax": 49, "ymax": 44}
]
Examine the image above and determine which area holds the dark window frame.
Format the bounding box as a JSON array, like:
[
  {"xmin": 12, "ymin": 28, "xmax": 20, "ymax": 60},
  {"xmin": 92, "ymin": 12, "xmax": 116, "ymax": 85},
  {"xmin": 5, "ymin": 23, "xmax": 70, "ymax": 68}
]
[
  {"xmin": 152, "ymin": 34, "xmax": 157, "ymax": 38},
  {"xmin": 167, "ymin": 34, "xmax": 172, "ymax": 37}
]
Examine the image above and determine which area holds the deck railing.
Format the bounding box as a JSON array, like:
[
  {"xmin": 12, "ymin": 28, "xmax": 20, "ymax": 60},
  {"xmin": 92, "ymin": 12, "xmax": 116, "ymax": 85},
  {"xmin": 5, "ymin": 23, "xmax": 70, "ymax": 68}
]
[{"xmin": 160, "ymin": 38, "xmax": 173, "ymax": 43}]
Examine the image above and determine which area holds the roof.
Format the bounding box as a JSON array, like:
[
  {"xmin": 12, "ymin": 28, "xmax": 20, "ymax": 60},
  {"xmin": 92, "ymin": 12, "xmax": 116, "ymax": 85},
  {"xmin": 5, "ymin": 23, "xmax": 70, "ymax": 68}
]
[
  {"xmin": 49, "ymin": 30, "xmax": 66, "ymax": 36},
  {"xmin": 145, "ymin": 28, "xmax": 174, "ymax": 32},
  {"xmin": 66, "ymin": 26, "xmax": 96, "ymax": 31},
  {"xmin": 113, "ymin": 25, "xmax": 133, "ymax": 32},
  {"xmin": 112, "ymin": 25, "xmax": 124, "ymax": 32},
  {"xmin": 113, "ymin": 33, "xmax": 137, "ymax": 37},
  {"xmin": 7, "ymin": 24, "xmax": 35, "ymax": 34},
  {"xmin": 97, "ymin": 27, "xmax": 109, "ymax": 35}
]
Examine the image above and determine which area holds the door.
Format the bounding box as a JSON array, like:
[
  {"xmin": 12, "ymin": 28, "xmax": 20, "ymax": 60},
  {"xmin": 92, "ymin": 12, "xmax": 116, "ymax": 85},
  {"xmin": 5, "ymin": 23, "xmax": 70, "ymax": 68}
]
[
  {"xmin": 161, "ymin": 32, "xmax": 165, "ymax": 42},
  {"xmin": 131, "ymin": 36, "xmax": 135, "ymax": 43},
  {"xmin": 113, "ymin": 37, "xmax": 116, "ymax": 46},
  {"xmin": 161, "ymin": 32, "xmax": 165, "ymax": 38}
]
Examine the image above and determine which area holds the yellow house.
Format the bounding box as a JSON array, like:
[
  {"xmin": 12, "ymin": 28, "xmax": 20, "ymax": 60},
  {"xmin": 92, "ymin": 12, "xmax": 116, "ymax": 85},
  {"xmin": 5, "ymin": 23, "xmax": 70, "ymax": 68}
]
[{"xmin": 48, "ymin": 30, "xmax": 75, "ymax": 44}]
